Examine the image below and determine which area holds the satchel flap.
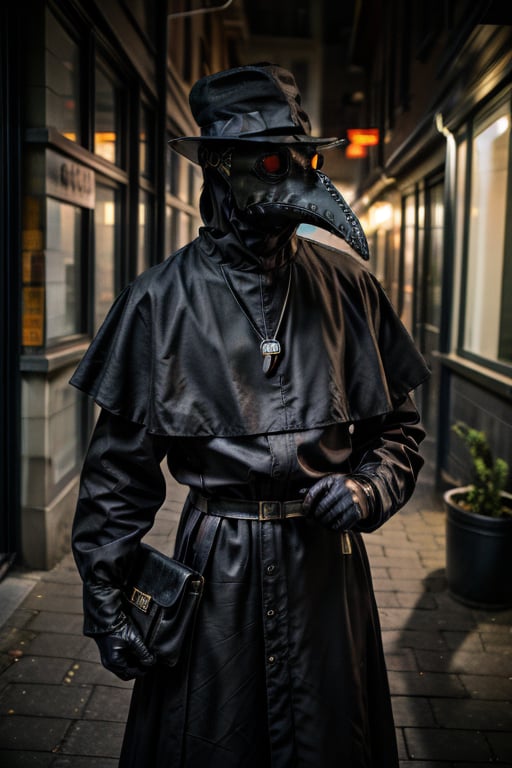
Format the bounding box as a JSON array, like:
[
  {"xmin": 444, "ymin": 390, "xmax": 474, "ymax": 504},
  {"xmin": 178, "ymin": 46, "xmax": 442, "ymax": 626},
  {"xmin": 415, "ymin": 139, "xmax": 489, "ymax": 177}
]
[{"xmin": 129, "ymin": 544, "xmax": 203, "ymax": 608}]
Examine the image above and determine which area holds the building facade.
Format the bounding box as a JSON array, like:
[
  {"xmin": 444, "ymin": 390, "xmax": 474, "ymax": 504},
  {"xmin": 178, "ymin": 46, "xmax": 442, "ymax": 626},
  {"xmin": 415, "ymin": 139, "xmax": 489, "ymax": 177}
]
[
  {"xmin": 1, "ymin": 0, "xmax": 246, "ymax": 568},
  {"xmin": 345, "ymin": 1, "xmax": 512, "ymax": 490}
]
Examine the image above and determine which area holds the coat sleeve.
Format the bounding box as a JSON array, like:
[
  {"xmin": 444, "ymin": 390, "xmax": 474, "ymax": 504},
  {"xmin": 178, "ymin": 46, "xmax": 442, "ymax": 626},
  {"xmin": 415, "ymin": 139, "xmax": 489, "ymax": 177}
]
[
  {"xmin": 72, "ymin": 410, "xmax": 169, "ymax": 591},
  {"xmin": 349, "ymin": 394, "xmax": 426, "ymax": 532}
]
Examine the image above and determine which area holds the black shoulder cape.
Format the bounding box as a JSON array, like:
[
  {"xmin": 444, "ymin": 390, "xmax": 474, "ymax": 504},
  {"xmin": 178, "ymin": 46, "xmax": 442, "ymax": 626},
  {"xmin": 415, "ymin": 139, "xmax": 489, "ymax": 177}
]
[{"xmin": 70, "ymin": 234, "xmax": 430, "ymax": 436}]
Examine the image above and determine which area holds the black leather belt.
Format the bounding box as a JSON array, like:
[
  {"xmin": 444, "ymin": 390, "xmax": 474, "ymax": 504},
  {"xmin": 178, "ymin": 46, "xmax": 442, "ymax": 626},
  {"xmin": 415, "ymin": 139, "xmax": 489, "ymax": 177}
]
[{"xmin": 192, "ymin": 493, "xmax": 305, "ymax": 521}]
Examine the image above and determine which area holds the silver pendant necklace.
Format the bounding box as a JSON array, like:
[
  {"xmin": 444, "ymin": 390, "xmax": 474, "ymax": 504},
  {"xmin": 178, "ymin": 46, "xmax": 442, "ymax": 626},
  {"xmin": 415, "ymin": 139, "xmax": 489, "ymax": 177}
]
[{"xmin": 220, "ymin": 265, "xmax": 293, "ymax": 376}]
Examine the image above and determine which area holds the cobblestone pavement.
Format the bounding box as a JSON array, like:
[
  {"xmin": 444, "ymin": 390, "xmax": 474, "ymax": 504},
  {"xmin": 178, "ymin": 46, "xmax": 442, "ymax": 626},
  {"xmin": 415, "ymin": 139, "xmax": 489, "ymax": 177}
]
[{"xmin": 0, "ymin": 449, "xmax": 511, "ymax": 767}]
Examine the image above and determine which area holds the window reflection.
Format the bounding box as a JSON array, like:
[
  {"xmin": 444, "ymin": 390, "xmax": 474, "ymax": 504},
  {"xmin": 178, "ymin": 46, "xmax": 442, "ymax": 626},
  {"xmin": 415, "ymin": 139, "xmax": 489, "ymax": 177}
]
[
  {"xmin": 45, "ymin": 9, "xmax": 80, "ymax": 142},
  {"xmin": 138, "ymin": 190, "xmax": 153, "ymax": 274},
  {"xmin": 46, "ymin": 199, "xmax": 81, "ymax": 342},
  {"xmin": 94, "ymin": 185, "xmax": 117, "ymax": 331},
  {"xmin": 463, "ymin": 103, "xmax": 511, "ymax": 364},
  {"xmin": 95, "ymin": 65, "xmax": 119, "ymax": 164}
]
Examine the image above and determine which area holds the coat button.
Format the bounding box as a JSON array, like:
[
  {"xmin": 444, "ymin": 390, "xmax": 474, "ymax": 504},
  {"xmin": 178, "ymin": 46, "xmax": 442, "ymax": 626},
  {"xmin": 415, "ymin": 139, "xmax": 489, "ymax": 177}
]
[
  {"xmin": 268, "ymin": 655, "xmax": 276, "ymax": 663},
  {"xmin": 266, "ymin": 564, "xmax": 276, "ymax": 574},
  {"xmin": 266, "ymin": 609, "xmax": 275, "ymax": 617}
]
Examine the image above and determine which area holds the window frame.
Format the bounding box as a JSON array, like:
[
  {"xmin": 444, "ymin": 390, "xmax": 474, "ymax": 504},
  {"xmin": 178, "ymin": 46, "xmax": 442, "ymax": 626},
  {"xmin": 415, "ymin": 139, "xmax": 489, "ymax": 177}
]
[{"xmin": 455, "ymin": 89, "xmax": 512, "ymax": 377}]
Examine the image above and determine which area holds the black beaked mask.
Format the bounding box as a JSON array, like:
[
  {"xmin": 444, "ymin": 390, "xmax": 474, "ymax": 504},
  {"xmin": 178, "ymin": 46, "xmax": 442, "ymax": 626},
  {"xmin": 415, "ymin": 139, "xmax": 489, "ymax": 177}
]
[{"xmin": 201, "ymin": 144, "xmax": 369, "ymax": 260}]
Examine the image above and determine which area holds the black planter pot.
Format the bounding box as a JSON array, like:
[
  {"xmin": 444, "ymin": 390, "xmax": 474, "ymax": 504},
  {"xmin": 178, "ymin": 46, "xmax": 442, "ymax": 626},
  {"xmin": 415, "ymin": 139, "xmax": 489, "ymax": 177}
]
[{"xmin": 444, "ymin": 486, "xmax": 512, "ymax": 609}]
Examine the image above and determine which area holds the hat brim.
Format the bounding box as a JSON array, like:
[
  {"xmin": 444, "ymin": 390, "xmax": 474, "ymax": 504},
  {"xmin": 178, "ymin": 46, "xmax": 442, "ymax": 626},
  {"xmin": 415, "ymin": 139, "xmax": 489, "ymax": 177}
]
[{"xmin": 169, "ymin": 135, "xmax": 346, "ymax": 164}]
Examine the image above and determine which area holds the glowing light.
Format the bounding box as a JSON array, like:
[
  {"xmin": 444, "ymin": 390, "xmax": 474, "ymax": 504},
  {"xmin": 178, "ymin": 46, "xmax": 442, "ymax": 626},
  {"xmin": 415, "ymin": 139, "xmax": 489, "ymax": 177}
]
[{"xmin": 347, "ymin": 128, "xmax": 379, "ymax": 146}]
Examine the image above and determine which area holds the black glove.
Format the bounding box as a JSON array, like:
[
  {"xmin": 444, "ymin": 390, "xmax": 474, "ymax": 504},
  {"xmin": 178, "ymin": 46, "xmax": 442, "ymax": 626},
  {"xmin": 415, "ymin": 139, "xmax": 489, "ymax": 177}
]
[
  {"xmin": 84, "ymin": 582, "xmax": 155, "ymax": 681},
  {"xmin": 303, "ymin": 474, "xmax": 376, "ymax": 532},
  {"xmin": 94, "ymin": 614, "xmax": 156, "ymax": 681}
]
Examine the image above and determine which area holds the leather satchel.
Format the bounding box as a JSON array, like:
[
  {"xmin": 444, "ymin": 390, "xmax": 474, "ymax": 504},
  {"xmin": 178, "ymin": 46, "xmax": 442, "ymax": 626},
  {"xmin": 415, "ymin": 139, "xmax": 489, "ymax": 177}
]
[{"xmin": 123, "ymin": 543, "xmax": 204, "ymax": 667}]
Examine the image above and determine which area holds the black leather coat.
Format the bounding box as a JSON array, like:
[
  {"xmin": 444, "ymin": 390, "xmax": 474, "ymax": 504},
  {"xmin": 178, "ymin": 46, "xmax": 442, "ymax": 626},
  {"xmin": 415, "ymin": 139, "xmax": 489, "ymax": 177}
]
[{"xmin": 71, "ymin": 231, "xmax": 429, "ymax": 767}]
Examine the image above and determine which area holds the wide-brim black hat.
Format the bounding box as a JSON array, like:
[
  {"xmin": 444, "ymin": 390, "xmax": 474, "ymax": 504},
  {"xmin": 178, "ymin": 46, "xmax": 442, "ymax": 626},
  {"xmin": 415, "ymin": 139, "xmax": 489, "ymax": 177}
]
[{"xmin": 169, "ymin": 63, "xmax": 345, "ymax": 164}]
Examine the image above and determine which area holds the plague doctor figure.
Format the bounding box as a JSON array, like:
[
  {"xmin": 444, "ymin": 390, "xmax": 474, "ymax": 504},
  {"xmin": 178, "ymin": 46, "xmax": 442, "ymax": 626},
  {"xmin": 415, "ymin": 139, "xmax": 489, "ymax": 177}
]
[{"xmin": 71, "ymin": 63, "xmax": 430, "ymax": 767}]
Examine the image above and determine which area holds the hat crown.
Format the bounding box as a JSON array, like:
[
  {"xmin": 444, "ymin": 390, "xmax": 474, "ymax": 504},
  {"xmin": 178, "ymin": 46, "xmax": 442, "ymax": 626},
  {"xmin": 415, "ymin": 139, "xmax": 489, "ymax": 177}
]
[{"xmin": 189, "ymin": 64, "xmax": 312, "ymax": 140}]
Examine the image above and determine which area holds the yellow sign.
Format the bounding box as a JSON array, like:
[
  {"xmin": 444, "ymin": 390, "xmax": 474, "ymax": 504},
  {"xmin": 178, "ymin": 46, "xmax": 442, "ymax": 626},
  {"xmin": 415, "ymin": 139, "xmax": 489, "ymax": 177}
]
[{"xmin": 22, "ymin": 286, "xmax": 45, "ymax": 347}]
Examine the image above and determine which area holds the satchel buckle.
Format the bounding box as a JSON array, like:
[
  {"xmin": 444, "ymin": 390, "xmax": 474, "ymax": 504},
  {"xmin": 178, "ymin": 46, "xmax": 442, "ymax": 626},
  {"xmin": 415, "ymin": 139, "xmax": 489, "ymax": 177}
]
[{"xmin": 129, "ymin": 587, "xmax": 152, "ymax": 613}]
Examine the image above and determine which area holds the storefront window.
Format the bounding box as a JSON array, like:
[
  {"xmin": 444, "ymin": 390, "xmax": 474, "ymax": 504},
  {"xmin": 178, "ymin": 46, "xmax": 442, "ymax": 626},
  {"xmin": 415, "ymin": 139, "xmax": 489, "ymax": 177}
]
[
  {"xmin": 46, "ymin": 199, "xmax": 81, "ymax": 343},
  {"xmin": 138, "ymin": 190, "xmax": 153, "ymax": 274},
  {"xmin": 140, "ymin": 104, "xmax": 155, "ymax": 179},
  {"xmin": 95, "ymin": 63, "xmax": 121, "ymax": 165},
  {"xmin": 462, "ymin": 99, "xmax": 511, "ymax": 367},
  {"xmin": 46, "ymin": 9, "xmax": 81, "ymax": 142},
  {"xmin": 402, "ymin": 193, "xmax": 415, "ymax": 333},
  {"xmin": 94, "ymin": 185, "xmax": 118, "ymax": 332}
]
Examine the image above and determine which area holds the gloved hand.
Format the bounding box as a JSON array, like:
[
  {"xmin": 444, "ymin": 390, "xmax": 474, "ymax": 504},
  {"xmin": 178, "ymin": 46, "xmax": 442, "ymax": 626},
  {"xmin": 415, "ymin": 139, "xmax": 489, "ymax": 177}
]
[
  {"xmin": 84, "ymin": 582, "xmax": 155, "ymax": 681},
  {"xmin": 303, "ymin": 474, "xmax": 375, "ymax": 532},
  {"xmin": 94, "ymin": 614, "xmax": 156, "ymax": 681}
]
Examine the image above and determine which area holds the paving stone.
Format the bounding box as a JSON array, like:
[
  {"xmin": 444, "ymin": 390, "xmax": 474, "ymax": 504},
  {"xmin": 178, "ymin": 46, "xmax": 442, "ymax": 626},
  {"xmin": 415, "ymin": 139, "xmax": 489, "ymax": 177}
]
[
  {"xmin": 83, "ymin": 685, "xmax": 132, "ymax": 722},
  {"xmin": 77, "ymin": 639, "xmax": 105, "ymax": 664},
  {"xmin": 395, "ymin": 592, "xmax": 438, "ymax": 610},
  {"xmin": 400, "ymin": 764, "xmax": 505, "ymax": 768},
  {"xmin": 442, "ymin": 631, "xmax": 485, "ymax": 652},
  {"xmin": 0, "ymin": 682, "xmax": 92, "ymax": 718},
  {"xmin": 460, "ymin": 674, "xmax": 512, "ymax": 700},
  {"xmin": 391, "ymin": 695, "xmax": 435, "ymax": 726},
  {"xmin": 0, "ymin": 715, "xmax": 71, "ymax": 752},
  {"xmin": 472, "ymin": 614, "xmax": 512, "ymax": 632},
  {"xmin": 419, "ymin": 556, "xmax": 446, "ymax": 570},
  {"xmin": 415, "ymin": 648, "xmax": 512, "ymax": 677},
  {"xmin": 1, "ymin": 657, "xmax": 72, "ymax": 685},
  {"xmin": 369, "ymin": 566, "xmax": 389, "ymax": 583},
  {"xmin": 0, "ymin": 750, "xmax": 54, "ymax": 766},
  {"xmin": 380, "ymin": 607, "xmax": 468, "ymax": 633},
  {"xmin": 368, "ymin": 555, "xmax": 392, "ymax": 568},
  {"xmin": 51, "ymin": 758, "xmax": 118, "ymax": 767},
  {"xmin": 22, "ymin": 633, "xmax": 90, "ymax": 660},
  {"xmin": 4, "ymin": 610, "xmax": 40, "ymax": 631},
  {"xmin": 60, "ymin": 720, "xmax": 124, "ymax": 758},
  {"xmin": 30, "ymin": 581, "xmax": 82, "ymax": 599},
  {"xmin": 25, "ymin": 613, "xmax": 83, "ymax": 636},
  {"xmin": 382, "ymin": 577, "xmax": 444, "ymax": 594},
  {"xmin": 67, "ymin": 660, "xmax": 134, "ymax": 690},
  {"xmin": 481, "ymin": 632, "xmax": 512, "ymax": 651},
  {"xmin": 384, "ymin": 648, "xmax": 419, "ymax": 672},
  {"xmin": 383, "ymin": 548, "xmax": 422, "ymax": 562},
  {"xmin": 0, "ymin": 626, "xmax": 38, "ymax": 653},
  {"xmin": 382, "ymin": 629, "xmax": 448, "ymax": 652},
  {"xmin": 405, "ymin": 532, "xmax": 440, "ymax": 547},
  {"xmin": 21, "ymin": 594, "xmax": 83, "ymax": 616},
  {"xmin": 374, "ymin": 591, "xmax": 401, "ymax": 608},
  {"xmin": 430, "ymin": 697, "xmax": 512, "ymax": 730},
  {"xmin": 486, "ymin": 732, "xmax": 512, "ymax": 763},
  {"xmin": 388, "ymin": 670, "xmax": 467, "ymax": 697},
  {"xmin": 395, "ymin": 726, "xmax": 407, "ymax": 760},
  {"xmin": 403, "ymin": 726, "xmax": 492, "ymax": 761}
]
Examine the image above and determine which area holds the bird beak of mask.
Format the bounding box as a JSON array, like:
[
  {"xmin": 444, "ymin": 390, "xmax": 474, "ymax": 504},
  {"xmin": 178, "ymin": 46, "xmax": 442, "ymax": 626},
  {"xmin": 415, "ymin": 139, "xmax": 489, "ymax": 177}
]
[{"xmin": 202, "ymin": 144, "xmax": 369, "ymax": 260}]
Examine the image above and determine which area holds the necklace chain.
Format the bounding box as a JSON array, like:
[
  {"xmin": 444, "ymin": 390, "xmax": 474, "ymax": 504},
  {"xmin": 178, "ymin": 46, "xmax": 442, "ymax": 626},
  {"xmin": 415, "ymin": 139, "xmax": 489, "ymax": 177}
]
[{"xmin": 220, "ymin": 265, "xmax": 293, "ymax": 375}]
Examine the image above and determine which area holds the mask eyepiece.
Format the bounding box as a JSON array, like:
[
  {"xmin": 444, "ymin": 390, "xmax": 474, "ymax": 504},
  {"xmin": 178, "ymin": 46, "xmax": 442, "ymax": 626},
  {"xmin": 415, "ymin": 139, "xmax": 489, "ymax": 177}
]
[
  {"xmin": 255, "ymin": 149, "xmax": 290, "ymax": 182},
  {"xmin": 311, "ymin": 153, "xmax": 324, "ymax": 171}
]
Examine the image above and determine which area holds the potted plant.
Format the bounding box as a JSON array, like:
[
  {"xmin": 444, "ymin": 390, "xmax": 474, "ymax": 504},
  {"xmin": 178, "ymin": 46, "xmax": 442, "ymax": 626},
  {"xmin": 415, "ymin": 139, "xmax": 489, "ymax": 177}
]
[{"xmin": 444, "ymin": 421, "xmax": 512, "ymax": 609}]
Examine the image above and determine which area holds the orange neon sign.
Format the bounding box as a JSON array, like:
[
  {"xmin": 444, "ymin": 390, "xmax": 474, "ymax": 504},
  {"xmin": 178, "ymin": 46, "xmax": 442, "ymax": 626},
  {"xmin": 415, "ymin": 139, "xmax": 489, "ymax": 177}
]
[{"xmin": 345, "ymin": 128, "xmax": 379, "ymax": 159}]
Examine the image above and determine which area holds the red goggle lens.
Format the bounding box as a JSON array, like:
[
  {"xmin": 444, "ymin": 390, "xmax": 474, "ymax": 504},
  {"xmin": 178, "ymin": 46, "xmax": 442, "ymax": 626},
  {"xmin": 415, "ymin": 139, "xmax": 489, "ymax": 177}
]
[{"xmin": 261, "ymin": 154, "xmax": 283, "ymax": 174}]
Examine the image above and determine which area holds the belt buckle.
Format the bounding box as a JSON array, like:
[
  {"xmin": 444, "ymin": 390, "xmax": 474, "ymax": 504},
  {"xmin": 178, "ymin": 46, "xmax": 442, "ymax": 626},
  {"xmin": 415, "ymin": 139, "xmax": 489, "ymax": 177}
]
[{"xmin": 258, "ymin": 501, "xmax": 283, "ymax": 521}]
